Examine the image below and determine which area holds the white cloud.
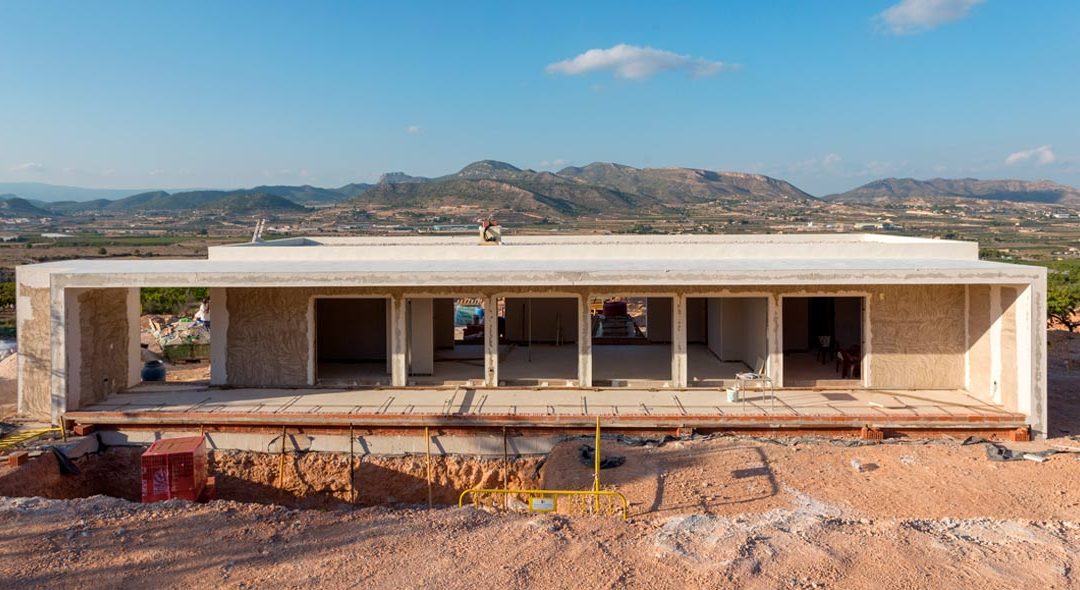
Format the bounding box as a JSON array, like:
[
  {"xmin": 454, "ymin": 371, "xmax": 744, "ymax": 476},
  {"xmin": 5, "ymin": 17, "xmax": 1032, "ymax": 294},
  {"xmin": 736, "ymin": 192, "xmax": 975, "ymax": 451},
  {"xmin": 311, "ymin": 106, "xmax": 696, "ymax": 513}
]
[
  {"xmin": 1005, "ymin": 145, "xmax": 1056, "ymax": 166},
  {"xmin": 546, "ymin": 44, "xmax": 735, "ymax": 80},
  {"xmin": 539, "ymin": 159, "xmax": 569, "ymax": 169},
  {"xmin": 878, "ymin": 0, "xmax": 985, "ymax": 35},
  {"xmin": 405, "ymin": 125, "xmax": 421, "ymax": 135},
  {"xmin": 10, "ymin": 162, "xmax": 45, "ymax": 173}
]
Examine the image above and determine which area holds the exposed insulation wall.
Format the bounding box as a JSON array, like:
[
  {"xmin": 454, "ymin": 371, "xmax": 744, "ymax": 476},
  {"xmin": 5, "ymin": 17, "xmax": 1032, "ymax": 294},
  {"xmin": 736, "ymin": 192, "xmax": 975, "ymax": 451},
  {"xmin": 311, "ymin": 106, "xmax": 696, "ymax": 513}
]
[
  {"xmin": 226, "ymin": 288, "xmax": 314, "ymax": 387},
  {"xmin": 967, "ymin": 286, "xmax": 992, "ymax": 401},
  {"xmin": 17, "ymin": 285, "xmax": 52, "ymax": 419},
  {"xmin": 867, "ymin": 284, "xmax": 966, "ymax": 389},
  {"xmin": 76, "ymin": 289, "xmax": 131, "ymax": 406}
]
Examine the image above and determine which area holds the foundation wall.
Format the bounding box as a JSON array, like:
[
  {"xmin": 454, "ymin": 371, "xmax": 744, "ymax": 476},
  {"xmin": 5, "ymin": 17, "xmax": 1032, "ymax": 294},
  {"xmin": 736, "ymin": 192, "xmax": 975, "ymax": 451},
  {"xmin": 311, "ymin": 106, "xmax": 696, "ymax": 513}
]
[
  {"xmin": 75, "ymin": 288, "xmax": 131, "ymax": 406},
  {"xmin": 15, "ymin": 285, "xmax": 52, "ymax": 419}
]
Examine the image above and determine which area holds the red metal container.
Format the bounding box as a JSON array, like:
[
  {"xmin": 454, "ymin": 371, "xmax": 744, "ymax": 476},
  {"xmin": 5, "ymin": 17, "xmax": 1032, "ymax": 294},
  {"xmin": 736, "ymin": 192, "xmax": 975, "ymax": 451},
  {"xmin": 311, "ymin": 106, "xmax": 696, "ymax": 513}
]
[{"xmin": 140, "ymin": 436, "xmax": 208, "ymax": 503}]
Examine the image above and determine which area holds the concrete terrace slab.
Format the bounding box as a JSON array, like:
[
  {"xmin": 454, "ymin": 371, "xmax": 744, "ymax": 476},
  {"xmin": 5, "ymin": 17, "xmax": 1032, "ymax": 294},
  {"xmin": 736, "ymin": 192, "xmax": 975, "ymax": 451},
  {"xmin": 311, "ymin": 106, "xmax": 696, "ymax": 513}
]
[{"xmin": 66, "ymin": 385, "xmax": 1025, "ymax": 433}]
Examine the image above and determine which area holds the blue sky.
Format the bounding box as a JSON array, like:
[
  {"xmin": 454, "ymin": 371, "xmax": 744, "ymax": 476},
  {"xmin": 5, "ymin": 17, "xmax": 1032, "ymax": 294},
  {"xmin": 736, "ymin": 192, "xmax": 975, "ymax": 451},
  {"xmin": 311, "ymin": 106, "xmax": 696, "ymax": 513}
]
[{"xmin": 1, "ymin": 0, "xmax": 1078, "ymax": 195}]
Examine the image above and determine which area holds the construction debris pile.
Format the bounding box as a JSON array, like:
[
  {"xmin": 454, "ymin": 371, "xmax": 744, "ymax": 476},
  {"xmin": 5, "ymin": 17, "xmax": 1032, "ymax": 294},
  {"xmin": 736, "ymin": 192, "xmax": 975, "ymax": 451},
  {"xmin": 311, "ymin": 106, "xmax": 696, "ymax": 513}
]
[{"xmin": 144, "ymin": 315, "xmax": 210, "ymax": 362}]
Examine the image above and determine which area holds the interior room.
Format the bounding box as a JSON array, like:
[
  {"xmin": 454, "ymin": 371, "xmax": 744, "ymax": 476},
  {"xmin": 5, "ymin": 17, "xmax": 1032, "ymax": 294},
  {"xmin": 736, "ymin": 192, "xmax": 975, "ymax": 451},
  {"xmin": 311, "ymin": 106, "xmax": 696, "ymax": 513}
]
[
  {"xmin": 497, "ymin": 297, "xmax": 578, "ymax": 385},
  {"xmin": 591, "ymin": 296, "xmax": 673, "ymax": 386},
  {"xmin": 686, "ymin": 297, "xmax": 769, "ymax": 387},
  {"xmin": 315, "ymin": 297, "xmax": 390, "ymax": 385},
  {"xmin": 406, "ymin": 297, "xmax": 486, "ymax": 385},
  {"xmin": 782, "ymin": 296, "xmax": 864, "ymax": 387}
]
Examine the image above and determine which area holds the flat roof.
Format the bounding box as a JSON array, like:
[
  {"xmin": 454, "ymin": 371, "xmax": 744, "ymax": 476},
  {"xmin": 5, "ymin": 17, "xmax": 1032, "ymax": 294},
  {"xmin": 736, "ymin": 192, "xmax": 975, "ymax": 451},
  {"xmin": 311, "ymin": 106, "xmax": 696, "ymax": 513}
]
[
  {"xmin": 208, "ymin": 233, "xmax": 980, "ymax": 262},
  {"xmin": 18, "ymin": 256, "xmax": 1043, "ymax": 289}
]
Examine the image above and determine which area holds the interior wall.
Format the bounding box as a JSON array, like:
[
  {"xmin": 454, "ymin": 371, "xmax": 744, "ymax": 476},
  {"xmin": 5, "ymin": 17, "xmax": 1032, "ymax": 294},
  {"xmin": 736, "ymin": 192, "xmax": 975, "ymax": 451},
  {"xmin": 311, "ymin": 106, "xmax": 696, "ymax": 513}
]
[
  {"xmin": 686, "ymin": 298, "xmax": 706, "ymax": 343},
  {"xmin": 782, "ymin": 298, "xmax": 808, "ymax": 352},
  {"xmin": 967, "ymin": 285, "xmax": 993, "ymax": 401},
  {"xmin": 316, "ymin": 299, "xmax": 388, "ymax": 362},
  {"xmin": 504, "ymin": 298, "xmax": 578, "ymax": 343},
  {"xmin": 833, "ymin": 297, "xmax": 862, "ymax": 349},
  {"xmin": 646, "ymin": 297, "xmax": 672, "ymax": 342},
  {"xmin": 718, "ymin": 298, "xmax": 767, "ymax": 368},
  {"xmin": 433, "ymin": 299, "xmax": 455, "ymax": 349},
  {"xmin": 1000, "ymin": 287, "xmax": 1018, "ymax": 408},
  {"xmin": 706, "ymin": 298, "xmax": 723, "ymax": 358}
]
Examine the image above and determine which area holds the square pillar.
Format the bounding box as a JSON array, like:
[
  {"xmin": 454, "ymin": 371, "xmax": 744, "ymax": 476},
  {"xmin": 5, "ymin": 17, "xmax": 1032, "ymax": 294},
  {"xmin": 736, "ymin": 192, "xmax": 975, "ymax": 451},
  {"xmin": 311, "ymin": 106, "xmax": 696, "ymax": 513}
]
[
  {"xmin": 671, "ymin": 294, "xmax": 687, "ymax": 387},
  {"xmin": 390, "ymin": 295, "xmax": 408, "ymax": 387},
  {"xmin": 767, "ymin": 295, "xmax": 783, "ymax": 386},
  {"xmin": 126, "ymin": 287, "xmax": 141, "ymax": 388},
  {"xmin": 209, "ymin": 287, "xmax": 228, "ymax": 386},
  {"xmin": 483, "ymin": 295, "xmax": 498, "ymax": 386},
  {"xmin": 578, "ymin": 294, "xmax": 592, "ymax": 387}
]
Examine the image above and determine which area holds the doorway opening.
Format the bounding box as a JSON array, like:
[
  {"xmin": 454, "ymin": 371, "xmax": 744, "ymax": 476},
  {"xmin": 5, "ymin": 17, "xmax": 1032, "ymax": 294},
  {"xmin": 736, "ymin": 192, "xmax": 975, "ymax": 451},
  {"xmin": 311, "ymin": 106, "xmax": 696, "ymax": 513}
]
[
  {"xmin": 686, "ymin": 297, "xmax": 768, "ymax": 387},
  {"xmin": 315, "ymin": 298, "xmax": 389, "ymax": 386},
  {"xmin": 406, "ymin": 298, "xmax": 486, "ymax": 385},
  {"xmin": 497, "ymin": 297, "xmax": 578, "ymax": 386},
  {"xmin": 782, "ymin": 296, "xmax": 864, "ymax": 387},
  {"xmin": 591, "ymin": 296, "xmax": 672, "ymax": 386}
]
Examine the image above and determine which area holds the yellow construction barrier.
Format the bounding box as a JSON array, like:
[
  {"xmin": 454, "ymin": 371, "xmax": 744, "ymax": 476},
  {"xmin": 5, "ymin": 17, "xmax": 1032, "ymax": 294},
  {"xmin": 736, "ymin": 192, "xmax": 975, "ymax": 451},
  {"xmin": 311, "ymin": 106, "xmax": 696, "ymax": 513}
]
[
  {"xmin": 0, "ymin": 427, "xmax": 64, "ymax": 453},
  {"xmin": 457, "ymin": 417, "xmax": 630, "ymax": 520},
  {"xmin": 458, "ymin": 487, "xmax": 630, "ymax": 520}
]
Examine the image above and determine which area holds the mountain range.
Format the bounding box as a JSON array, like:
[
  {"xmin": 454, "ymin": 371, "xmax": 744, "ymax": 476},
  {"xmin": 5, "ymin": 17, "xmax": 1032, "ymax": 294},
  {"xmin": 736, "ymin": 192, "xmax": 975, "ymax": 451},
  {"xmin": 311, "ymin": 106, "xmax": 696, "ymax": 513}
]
[
  {"xmin": 2, "ymin": 163, "xmax": 1079, "ymax": 217},
  {"xmin": 824, "ymin": 178, "xmax": 1080, "ymax": 206}
]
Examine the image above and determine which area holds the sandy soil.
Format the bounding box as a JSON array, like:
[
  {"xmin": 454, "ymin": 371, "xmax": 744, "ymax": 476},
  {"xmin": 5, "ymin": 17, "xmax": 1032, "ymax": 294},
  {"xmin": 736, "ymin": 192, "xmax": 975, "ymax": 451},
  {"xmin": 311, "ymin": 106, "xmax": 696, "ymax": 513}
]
[
  {"xmin": 0, "ymin": 329, "xmax": 1078, "ymax": 588},
  {"xmin": 0, "ymin": 437, "xmax": 1077, "ymax": 589}
]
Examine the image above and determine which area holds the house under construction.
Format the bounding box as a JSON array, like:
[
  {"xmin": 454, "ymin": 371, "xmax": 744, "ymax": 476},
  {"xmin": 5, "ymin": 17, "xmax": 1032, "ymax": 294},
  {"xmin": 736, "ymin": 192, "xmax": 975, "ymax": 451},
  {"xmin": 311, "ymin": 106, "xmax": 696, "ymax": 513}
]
[{"xmin": 14, "ymin": 233, "xmax": 1047, "ymax": 450}]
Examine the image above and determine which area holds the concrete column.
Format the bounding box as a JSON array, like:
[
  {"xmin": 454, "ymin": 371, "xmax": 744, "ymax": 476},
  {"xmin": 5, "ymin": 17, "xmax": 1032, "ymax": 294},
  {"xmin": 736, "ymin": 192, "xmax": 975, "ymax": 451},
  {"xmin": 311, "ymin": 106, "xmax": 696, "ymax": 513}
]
[
  {"xmin": 390, "ymin": 295, "xmax": 408, "ymax": 387},
  {"xmin": 126, "ymin": 287, "xmax": 141, "ymax": 388},
  {"xmin": 408, "ymin": 298, "xmax": 434, "ymax": 376},
  {"xmin": 51, "ymin": 286, "xmax": 71, "ymax": 424},
  {"xmin": 1030, "ymin": 276, "xmax": 1048, "ymax": 436},
  {"xmin": 483, "ymin": 295, "xmax": 498, "ymax": 386},
  {"xmin": 209, "ymin": 287, "xmax": 228, "ymax": 386},
  {"xmin": 59, "ymin": 287, "xmax": 78, "ymax": 417},
  {"xmin": 671, "ymin": 294, "xmax": 687, "ymax": 387},
  {"xmin": 767, "ymin": 295, "xmax": 783, "ymax": 386},
  {"xmin": 578, "ymin": 294, "xmax": 592, "ymax": 387}
]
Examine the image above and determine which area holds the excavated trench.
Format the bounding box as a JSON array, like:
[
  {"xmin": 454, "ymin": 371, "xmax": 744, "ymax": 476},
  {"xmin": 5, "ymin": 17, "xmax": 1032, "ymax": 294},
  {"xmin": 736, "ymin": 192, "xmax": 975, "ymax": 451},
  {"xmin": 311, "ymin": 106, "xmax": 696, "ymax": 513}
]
[{"xmin": 0, "ymin": 446, "xmax": 549, "ymax": 509}]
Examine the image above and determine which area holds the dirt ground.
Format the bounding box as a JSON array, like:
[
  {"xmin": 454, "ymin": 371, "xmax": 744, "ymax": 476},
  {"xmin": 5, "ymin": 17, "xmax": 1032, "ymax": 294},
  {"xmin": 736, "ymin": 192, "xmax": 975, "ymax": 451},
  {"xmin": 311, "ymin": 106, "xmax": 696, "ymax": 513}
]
[
  {"xmin": 0, "ymin": 437, "xmax": 1078, "ymax": 589},
  {"xmin": 0, "ymin": 329, "xmax": 1078, "ymax": 588}
]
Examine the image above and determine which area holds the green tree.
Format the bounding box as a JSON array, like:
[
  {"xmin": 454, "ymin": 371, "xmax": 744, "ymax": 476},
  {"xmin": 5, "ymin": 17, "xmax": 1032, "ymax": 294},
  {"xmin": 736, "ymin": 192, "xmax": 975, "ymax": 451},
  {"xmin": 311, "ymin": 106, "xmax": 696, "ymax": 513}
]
[
  {"xmin": 0, "ymin": 282, "xmax": 14, "ymax": 310},
  {"xmin": 140, "ymin": 288, "xmax": 208, "ymax": 316},
  {"xmin": 1047, "ymin": 270, "xmax": 1080, "ymax": 332}
]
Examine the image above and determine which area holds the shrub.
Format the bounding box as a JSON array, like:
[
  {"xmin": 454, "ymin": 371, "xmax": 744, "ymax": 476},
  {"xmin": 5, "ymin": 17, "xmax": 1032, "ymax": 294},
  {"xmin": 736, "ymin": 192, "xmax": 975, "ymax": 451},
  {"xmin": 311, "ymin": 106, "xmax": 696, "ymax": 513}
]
[{"xmin": 141, "ymin": 288, "xmax": 208, "ymax": 316}]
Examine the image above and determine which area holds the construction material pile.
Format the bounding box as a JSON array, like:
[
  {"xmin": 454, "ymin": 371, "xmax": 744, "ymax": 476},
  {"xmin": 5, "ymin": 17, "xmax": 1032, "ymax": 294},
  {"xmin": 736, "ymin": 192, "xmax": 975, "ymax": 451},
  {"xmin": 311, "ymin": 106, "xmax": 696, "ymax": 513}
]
[{"xmin": 145, "ymin": 316, "xmax": 210, "ymax": 362}]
